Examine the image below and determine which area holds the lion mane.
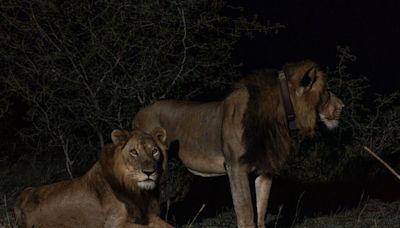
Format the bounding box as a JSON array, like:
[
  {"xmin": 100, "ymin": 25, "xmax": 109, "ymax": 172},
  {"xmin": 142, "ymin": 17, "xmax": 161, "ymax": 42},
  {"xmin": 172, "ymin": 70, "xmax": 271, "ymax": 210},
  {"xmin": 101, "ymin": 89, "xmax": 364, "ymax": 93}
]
[
  {"xmin": 240, "ymin": 61, "xmax": 327, "ymax": 174},
  {"xmin": 240, "ymin": 69, "xmax": 292, "ymax": 175},
  {"xmin": 14, "ymin": 128, "xmax": 172, "ymax": 228}
]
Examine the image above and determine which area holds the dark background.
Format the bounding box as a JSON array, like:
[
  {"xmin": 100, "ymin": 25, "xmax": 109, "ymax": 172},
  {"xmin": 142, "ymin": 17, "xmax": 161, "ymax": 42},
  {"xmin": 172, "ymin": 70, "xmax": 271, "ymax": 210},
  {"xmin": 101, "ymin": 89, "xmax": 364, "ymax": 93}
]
[
  {"xmin": 232, "ymin": 0, "xmax": 399, "ymax": 94},
  {"xmin": 1, "ymin": 0, "xmax": 399, "ymax": 226},
  {"xmin": 168, "ymin": 0, "xmax": 400, "ymax": 224}
]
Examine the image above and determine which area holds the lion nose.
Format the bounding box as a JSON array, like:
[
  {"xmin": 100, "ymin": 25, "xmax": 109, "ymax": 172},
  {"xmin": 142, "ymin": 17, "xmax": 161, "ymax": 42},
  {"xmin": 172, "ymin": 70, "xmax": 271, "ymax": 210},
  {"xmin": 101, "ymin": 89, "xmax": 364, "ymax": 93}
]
[{"xmin": 143, "ymin": 169, "xmax": 155, "ymax": 177}]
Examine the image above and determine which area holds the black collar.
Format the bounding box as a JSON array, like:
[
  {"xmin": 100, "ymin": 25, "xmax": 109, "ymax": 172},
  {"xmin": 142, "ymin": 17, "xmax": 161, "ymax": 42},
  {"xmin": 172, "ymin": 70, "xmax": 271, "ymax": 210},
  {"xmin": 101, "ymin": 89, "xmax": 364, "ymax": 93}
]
[{"xmin": 278, "ymin": 70, "xmax": 298, "ymax": 134}]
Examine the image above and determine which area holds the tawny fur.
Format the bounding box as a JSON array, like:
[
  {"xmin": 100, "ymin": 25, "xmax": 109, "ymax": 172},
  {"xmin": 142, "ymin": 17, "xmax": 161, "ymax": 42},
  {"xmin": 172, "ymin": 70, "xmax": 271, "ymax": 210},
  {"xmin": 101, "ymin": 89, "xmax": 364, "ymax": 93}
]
[
  {"xmin": 14, "ymin": 128, "xmax": 173, "ymax": 228},
  {"xmin": 133, "ymin": 60, "xmax": 344, "ymax": 228}
]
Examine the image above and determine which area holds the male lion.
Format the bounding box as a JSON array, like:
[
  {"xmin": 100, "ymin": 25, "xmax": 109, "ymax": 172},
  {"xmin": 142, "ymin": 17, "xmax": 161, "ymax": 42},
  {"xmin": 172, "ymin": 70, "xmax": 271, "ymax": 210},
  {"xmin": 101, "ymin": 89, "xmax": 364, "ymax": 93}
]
[
  {"xmin": 133, "ymin": 60, "xmax": 344, "ymax": 228},
  {"xmin": 14, "ymin": 128, "xmax": 173, "ymax": 228}
]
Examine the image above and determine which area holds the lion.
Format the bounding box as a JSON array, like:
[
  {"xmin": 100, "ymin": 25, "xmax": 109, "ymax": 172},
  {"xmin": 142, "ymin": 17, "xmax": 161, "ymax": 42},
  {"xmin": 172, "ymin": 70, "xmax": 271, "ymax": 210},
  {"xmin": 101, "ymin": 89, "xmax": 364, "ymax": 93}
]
[
  {"xmin": 14, "ymin": 128, "xmax": 173, "ymax": 228},
  {"xmin": 133, "ymin": 60, "xmax": 344, "ymax": 228}
]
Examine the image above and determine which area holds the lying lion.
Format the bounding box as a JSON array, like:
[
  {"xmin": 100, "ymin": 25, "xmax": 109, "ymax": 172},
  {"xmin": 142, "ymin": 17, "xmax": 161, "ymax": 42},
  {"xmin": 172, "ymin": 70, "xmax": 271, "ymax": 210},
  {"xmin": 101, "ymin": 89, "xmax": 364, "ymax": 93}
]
[{"xmin": 14, "ymin": 128, "xmax": 173, "ymax": 228}]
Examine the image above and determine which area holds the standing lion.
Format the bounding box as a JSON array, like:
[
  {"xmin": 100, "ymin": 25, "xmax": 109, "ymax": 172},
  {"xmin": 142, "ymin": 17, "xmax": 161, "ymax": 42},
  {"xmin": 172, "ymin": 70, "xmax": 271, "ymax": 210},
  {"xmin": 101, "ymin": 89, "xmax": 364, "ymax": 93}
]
[{"xmin": 133, "ymin": 60, "xmax": 344, "ymax": 227}]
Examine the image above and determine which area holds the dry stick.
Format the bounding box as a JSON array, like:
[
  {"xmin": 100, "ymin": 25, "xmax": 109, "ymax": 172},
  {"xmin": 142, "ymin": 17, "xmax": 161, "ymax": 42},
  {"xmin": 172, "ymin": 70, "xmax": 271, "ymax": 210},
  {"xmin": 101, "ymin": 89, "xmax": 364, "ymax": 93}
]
[
  {"xmin": 3, "ymin": 195, "xmax": 11, "ymax": 227},
  {"xmin": 188, "ymin": 204, "xmax": 205, "ymax": 228},
  {"xmin": 290, "ymin": 191, "xmax": 305, "ymax": 228},
  {"xmin": 363, "ymin": 146, "xmax": 400, "ymax": 181},
  {"xmin": 274, "ymin": 204, "xmax": 284, "ymax": 228},
  {"xmin": 165, "ymin": 199, "xmax": 171, "ymax": 222},
  {"xmin": 356, "ymin": 204, "xmax": 368, "ymax": 223},
  {"xmin": 160, "ymin": 7, "xmax": 187, "ymax": 99},
  {"xmin": 59, "ymin": 135, "xmax": 73, "ymax": 179}
]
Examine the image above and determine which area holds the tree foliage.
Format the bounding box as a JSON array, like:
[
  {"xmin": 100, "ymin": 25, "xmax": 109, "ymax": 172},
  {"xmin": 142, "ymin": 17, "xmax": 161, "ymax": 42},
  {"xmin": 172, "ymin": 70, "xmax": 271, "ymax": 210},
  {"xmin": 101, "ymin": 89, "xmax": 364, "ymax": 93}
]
[{"xmin": 1, "ymin": 0, "xmax": 282, "ymax": 178}]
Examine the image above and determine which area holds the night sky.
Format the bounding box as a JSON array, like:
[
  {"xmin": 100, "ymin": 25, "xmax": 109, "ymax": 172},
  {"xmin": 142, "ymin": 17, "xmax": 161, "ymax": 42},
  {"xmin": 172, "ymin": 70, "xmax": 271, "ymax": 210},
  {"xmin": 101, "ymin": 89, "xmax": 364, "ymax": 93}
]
[
  {"xmin": 171, "ymin": 1, "xmax": 400, "ymax": 221},
  {"xmin": 232, "ymin": 0, "xmax": 400, "ymax": 94}
]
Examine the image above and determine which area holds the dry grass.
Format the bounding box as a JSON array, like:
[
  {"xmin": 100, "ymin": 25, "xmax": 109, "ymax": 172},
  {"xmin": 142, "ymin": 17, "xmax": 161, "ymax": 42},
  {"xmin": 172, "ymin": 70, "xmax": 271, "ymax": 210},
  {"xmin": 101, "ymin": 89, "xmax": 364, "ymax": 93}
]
[
  {"xmin": 297, "ymin": 200, "xmax": 400, "ymax": 228},
  {"xmin": 173, "ymin": 199, "xmax": 400, "ymax": 227}
]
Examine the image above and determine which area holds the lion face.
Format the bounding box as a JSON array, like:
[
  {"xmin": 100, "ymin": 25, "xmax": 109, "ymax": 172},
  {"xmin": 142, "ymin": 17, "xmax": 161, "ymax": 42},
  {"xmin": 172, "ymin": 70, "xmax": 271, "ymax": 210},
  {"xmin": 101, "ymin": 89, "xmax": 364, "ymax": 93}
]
[
  {"xmin": 318, "ymin": 90, "xmax": 344, "ymax": 130},
  {"xmin": 111, "ymin": 128, "xmax": 167, "ymax": 191},
  {"xmin": 286, "ymin": 60, "xmax": 344, "ymax": 134}
]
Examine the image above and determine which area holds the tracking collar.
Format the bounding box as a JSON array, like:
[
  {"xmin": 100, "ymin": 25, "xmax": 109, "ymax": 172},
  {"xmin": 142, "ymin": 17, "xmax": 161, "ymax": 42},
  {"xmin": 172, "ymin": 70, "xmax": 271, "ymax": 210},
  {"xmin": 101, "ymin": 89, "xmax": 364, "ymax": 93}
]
[{"xmin": 278, "ymin": 70, "xmax": 298, "ymax": 135}]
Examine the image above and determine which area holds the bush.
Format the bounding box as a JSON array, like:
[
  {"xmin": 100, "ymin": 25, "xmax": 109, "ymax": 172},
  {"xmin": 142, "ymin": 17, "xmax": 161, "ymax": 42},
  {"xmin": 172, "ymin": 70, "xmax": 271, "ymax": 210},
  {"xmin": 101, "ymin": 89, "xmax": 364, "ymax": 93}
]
[
  {"xmin": 1, "ymin": 0, "xmax": 282, "ymax": 176},
  {"xmin": 0, "ymin": 0, "xmax": 283, "ymax": 224}
]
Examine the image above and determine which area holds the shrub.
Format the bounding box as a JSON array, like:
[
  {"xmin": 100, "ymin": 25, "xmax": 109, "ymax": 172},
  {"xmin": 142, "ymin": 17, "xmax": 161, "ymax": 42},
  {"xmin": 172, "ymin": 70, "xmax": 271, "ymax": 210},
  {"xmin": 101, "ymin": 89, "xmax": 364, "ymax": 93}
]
[
  {"xmin": 1, "ymin": 0, "xmax": 282, "ymax": 176},
  {"xmin": 0, "ymin": 1, "xmax": 283, "ymax": 222}
]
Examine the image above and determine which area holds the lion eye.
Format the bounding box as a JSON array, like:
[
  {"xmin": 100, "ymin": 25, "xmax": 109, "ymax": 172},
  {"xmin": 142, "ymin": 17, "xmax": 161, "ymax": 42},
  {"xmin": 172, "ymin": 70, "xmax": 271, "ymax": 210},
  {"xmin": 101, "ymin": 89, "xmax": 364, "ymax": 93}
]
[
  {"xmin": 129, "ymin": 149, "xmax": 138, "ymax": 157},
  {"xmin": 152, "ymin": 148, "xmax": 160, "ymax": 158}
]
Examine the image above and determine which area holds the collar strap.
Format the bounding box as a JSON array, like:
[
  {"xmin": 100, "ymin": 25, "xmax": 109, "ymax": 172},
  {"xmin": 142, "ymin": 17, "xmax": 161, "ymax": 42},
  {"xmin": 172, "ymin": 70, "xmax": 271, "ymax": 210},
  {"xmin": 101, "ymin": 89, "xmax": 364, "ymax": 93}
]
[{"xmin": 278, "ymin": 70, "xmax": 297, "ymax": 133}]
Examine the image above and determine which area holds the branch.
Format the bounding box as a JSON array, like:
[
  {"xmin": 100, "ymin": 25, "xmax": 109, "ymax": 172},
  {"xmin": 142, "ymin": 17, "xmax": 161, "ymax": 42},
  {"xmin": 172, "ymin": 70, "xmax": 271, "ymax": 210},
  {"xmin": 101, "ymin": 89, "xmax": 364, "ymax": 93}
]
[
  {"xmin": 363, "ymin": 146, "xmax": 400, "ymax": 181},
  {"xmin": 160, "ymin": 7, "xmax": 187, "ymax": 99},
  {"xmin": 30, "ymin": 6, "xmax": 61, "ymax": 52},
  {"xmin": 59, "ymin": 133, "xmax": 74, "ymax": 179}
]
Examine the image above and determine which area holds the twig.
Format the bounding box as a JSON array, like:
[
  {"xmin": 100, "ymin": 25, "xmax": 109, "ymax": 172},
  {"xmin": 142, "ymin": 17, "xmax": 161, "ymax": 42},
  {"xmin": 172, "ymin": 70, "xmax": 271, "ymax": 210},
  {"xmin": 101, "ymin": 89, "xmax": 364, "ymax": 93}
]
[
  {"xmin": 59, "ymin": 134, "xmax": 74, "ymax": 179},
  {"xmin": 356, "ymin": 191, "xmax": 365, "ymax": 209},
  {"xmin": 161, "ymin": 7, "xmax": 187, "ymax": 99},
  {"xmin": 356, "ymin": 203, "xmax": 367, "ymax": 223},
  {"xmin": 290, "ymin": 191, "xmax": 305, "ymax": 228},
  {"xmin": 30, "ymin": 6, "xmax": 61, "ymax": 52},
  {"xmin": 176, "ymin": 6, "xmax": 187, "ymax": 80},
  {"xmin": 363, "ymin": 146, "xmax": 400, "ymax": 181},
  {"xmin": 165, "ymin": 199, "xmax": 171, "ymax": 222},
  {"xmin": 274, "ymin": 204, "xmax": 284, "ymax": 228},
  {"xmin": 3, "ymin": 195, "xmax": 11, "ymax": 227},
  {"xmin": 188, "ymin": 204, "xmax": 205, "ymax": 227}
]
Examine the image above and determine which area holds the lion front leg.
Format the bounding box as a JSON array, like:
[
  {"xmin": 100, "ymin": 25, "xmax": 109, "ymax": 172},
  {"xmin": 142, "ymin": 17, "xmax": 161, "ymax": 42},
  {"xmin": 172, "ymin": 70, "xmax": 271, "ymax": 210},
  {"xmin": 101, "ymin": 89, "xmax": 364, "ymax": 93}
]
[
  {"xmin": 222, "ymin": 89, "xmax": 255, "ymax": 227},
  {"xmin": 225, "ymin": 163, "xmax": 256, "ymax": 228},
  {"xmin": 255, "ymin": 175, "xmax": 272, "ymax": 228}
]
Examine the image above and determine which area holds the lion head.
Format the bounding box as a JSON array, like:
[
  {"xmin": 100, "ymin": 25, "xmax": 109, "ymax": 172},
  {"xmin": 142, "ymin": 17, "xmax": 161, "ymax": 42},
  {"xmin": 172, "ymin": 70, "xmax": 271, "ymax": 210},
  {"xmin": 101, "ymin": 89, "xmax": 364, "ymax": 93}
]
[
  {"xmin": 241, "ymin": 60, "xmax": 344, "ymax": 174},
  {"xmin": 102, "ymin": 127, "xmax": 168, "ymax": 191},
  {"xmin": 284, "ymin": 60, "xmax": 344, "ymax": 135}
]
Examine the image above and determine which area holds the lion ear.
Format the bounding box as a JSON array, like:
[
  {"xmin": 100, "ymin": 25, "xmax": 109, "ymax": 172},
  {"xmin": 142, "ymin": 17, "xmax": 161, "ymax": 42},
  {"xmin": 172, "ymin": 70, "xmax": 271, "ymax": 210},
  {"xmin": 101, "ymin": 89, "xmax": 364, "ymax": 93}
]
[
  {"xmin": 151, "ymin": 127, "xmax": 168, "ymax": 170},
  {"xmin": 151, "ymin": 127, "xmax": 167, "ymax": 145},
  {"xmin": 111, "ymin": 129, "xmax": 129, "ymax": 146},
  {"xmin": 297, "ymin": 66, "xmax": 317, "ymax": 96}
]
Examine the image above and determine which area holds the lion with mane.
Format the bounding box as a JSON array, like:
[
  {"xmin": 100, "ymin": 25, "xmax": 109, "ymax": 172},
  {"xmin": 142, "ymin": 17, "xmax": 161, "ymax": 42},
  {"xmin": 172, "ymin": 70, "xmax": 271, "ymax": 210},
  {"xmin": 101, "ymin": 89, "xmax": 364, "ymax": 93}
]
[
  {"xmin": 14, "ymin": 128, "xmax": 173, "ymax": 228},
  {"xmin": 133, "ymin": 60, "xmax": 344, "ymax": 227}
]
